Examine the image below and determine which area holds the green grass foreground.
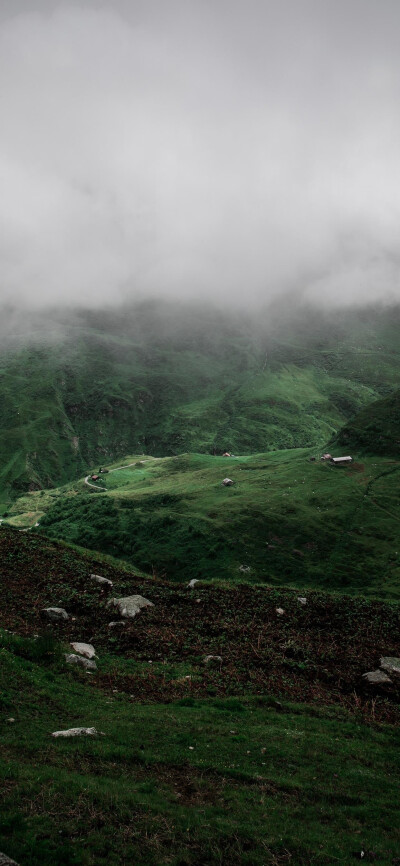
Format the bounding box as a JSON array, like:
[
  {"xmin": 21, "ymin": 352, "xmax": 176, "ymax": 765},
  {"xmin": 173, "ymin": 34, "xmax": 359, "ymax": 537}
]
[
  {"xmin": 0, "ymin": 528, "xmax": 399, "ymax": 864},
  {"xmin": 1, "ymin": 641, "xmax": 399, "ymax": 866}
]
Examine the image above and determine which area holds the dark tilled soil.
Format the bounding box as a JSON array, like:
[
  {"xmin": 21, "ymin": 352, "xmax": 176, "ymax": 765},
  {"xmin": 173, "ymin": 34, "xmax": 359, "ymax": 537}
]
[{"xmin": 1, "ymin": 527, "xmax": 399, "ymax": 722}]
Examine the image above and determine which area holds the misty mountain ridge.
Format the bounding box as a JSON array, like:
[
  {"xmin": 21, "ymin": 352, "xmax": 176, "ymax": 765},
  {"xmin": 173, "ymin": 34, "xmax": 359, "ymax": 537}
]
[{"xmin": 0, "ymin": 298, "xmax": 399, "ymax": 505}]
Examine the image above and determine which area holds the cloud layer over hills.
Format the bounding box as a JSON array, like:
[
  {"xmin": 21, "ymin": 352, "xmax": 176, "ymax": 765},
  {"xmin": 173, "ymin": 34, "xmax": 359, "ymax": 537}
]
[{"xmin": 1, "ymin": 0, "xmax": 400, "ymax": 308}]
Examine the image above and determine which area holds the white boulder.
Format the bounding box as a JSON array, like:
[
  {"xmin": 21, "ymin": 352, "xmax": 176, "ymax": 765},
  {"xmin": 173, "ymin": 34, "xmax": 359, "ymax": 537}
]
[
  {"xmin": 42, "ymin": 607, "xmax": 69, "ymax": 621},
  {"xmin": 0, "ymin": 852, "xmax": 21, "ymax": 865},
  {"xmin": 362, "ymin": 670, "xmax": 392, "ymax": 685},
  {"xmin": 380, "ymin": 657, "xmax": 400, "ymax": 676},
  {"xmin": 52, "ymin": 727, "xmax": 104, "ymax": 738},
  {"xmin": 90, "ymin": 574, "xmax": 113, "ymax": 587},
  {"xmin": 65, "ymin": 653, "xmax": 97, "ymax": 670},
  {"xmin": 107, "ymin": 595, "xmax": 154, "ymax": 619},
  {"xmin": 70, "ymin": 642, "xmax": 96, "ymax": 659}
]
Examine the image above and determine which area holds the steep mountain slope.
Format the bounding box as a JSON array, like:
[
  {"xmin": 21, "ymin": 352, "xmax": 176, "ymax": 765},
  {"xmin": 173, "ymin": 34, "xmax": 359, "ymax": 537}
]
[
  {"xmin": 333, "ymin": 389, "xmax": 400, "ymax": 457},
  {"xmin": 1, "ymin": 300, "xmax": 400, "ymax": 505},
  {"xmin": 9, "ymin": 449, "xmax": 400, "ymax": 598}
]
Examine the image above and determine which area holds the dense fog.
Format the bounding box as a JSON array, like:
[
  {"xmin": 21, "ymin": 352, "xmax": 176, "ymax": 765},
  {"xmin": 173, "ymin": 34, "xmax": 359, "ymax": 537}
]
[{"xmin": 1, "ymin": 0, "xmax": 400, "ymax": 309}]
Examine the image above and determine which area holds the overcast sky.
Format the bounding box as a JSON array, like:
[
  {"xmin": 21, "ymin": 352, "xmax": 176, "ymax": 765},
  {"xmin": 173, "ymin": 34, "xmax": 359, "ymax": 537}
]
[{"xmin": 1, "ymin": 0, "xmax": 400, "ymax": 309}]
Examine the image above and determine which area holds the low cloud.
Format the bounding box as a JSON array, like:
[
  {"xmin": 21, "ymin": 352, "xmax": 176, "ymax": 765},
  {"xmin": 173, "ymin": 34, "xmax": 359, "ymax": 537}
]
[{"xmin": 1, "ymin": 0, "xmax": 400, "ymax": 309}]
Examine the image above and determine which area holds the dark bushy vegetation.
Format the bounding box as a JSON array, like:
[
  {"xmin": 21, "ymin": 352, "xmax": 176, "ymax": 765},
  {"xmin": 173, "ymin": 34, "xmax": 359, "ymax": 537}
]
[
  {"xmin": 0, "ymin": 631, "xmax": 61, "ymax": 663},
  {"xmin": 334, "ymin": 388, "xmax": 400, "ymax": 456}
]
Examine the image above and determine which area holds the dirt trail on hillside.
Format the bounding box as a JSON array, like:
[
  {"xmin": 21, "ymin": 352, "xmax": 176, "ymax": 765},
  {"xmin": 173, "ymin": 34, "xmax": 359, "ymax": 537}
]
[{"xmin": 84, "ymin": 460, "xmax": 147, "ymax": 491}]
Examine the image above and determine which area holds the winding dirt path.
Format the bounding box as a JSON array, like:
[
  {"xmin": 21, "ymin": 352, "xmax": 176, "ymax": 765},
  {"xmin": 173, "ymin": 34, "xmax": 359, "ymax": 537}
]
[
  {"xmin": 84, "ymin": 475, "xmax": 107, "ymax": 491},
  {"xmin": 84, "ymin": 461, "xmax": 146, "ymax": 491}
]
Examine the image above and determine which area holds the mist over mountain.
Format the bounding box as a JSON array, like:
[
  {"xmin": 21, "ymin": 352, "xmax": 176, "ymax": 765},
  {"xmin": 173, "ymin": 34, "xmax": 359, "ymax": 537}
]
[
  {"xmin": 3, "ymin": 0, "xmax": 400, "ymax": 515},
  {"xmin": 0, "ymin": 297, "xmax": 398, "ymax": 505},
  {"xmin": 2, "ymin": 0, "xmax": 400, "ymax": 310}
]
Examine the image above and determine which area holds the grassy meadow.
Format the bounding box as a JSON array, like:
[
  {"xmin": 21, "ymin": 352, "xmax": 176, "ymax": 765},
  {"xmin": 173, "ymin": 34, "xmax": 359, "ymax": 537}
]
[
  {"xmin": 8, "ymin": 448, "xmax": 400, "ymax": 597},
  {"xmin": 1, "ymin": 643, "xmax": 399, "ymax": 866}
]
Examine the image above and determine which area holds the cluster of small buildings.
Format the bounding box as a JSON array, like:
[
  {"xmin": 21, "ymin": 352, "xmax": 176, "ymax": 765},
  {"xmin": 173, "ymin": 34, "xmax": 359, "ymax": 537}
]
[
  {"xmin": 310, "ymin": 453, "xmax": 353, "ymax": 465},
  {"xmin": 91, "ymin": 468, "xmax": 110, "ymax": 481}
]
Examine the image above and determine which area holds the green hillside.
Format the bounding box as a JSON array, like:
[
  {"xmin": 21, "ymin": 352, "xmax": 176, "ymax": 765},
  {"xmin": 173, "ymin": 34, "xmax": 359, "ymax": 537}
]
[
  {"xmin": 334, "ymin": 389, "xmax": 400, "ymax": 457},
  {"xmin": 0, "ymin": 527, "xmax": 399, "ymax": 865},
  {"xmin": 9, "ymin": 447, "xmax": 400, "ymax": 598},
  {"xmin": 1, "ymin": 300, "xmax": 399, "ymax": 504}
]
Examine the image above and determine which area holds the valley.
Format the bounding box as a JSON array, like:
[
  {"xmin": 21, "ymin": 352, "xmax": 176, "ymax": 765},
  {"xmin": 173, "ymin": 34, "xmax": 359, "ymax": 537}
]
[{"xmin": 1, "ymin": 300, "xmax": 399, "ymax": 505}]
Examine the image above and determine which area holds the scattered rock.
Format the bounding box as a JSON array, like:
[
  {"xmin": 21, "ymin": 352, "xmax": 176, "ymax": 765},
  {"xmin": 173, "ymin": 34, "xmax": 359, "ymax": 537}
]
[
  {"xmin": 187, "ymin": 579, "xmax": 199, "ymax": 588},
  {"xmin": 239, "ymin": 565, "xmax": 251, "ymax": 573},
  {"xmin": 42, "ymin": 607, "xmax": 69, "ymax": 621},
  {"xmin": 70, "ymin": 642, "xmax": 96, "ymax": 659},
  {"xmin": 107, "ymin": 595, "xmax": 154, "ymax": 619},
  {"xmin": 297, "ymin": 597, "xmax": 307, "ymax": 605},
  {"xmin": 222, "ymin": 478, "xmax": 234, "ymax": 486},
  {"xmin": 52, "ymin": 727, "xmax": 104, "ymax": 738},
  {"xmin": 362, "ymin": 670, "xmax": 392, "ymax": 685},
  {"xmin": 90, "ymin": 574, "xmax": 113, "ymax": 587},
  {"xmin": 0, "ymin": 852, "xmax": 21, "ymax": 865},
  {"xmin": 380, "ymin": 657, "xmax": 400, "ymax": 676},
  {"xmin": 276, "ymin": 607, "xmax": 285, "ymax": 616},
  {"xmin": 6, "ymin": 718, "xmax": 15, "ymax": 723},
  {"xmin": 65, "ymin": 653, "xmax": 97, "ymax": 671},
  {"xmin": 203, "ymin": 655, "xmax": 223, "ymax": 665},
  {"xmin": 108, "ymin": 621, "xmax": 127, "ymax": 629}
]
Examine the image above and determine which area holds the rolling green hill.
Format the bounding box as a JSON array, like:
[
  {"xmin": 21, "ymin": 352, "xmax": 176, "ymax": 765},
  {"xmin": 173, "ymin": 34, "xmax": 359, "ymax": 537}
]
[
  {"xmin": 334, "ymin": 389, "xmax": 400, "ymax": 457},
  {"xmin": 8, "ymin": 447, "xmax": 400, "ymax": 598},
  {"xmin": 1, "ymin": 299, "xmax": 399, "ymax": 505}
]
